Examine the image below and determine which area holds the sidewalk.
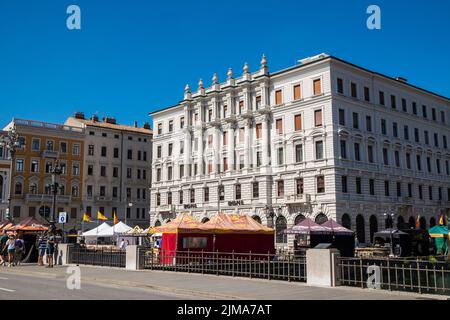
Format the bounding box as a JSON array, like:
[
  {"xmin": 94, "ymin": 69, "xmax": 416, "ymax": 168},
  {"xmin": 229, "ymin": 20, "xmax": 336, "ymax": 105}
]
[{"xmin": 0, "ymin": 264, "xmax": 446, "ymax": 300}]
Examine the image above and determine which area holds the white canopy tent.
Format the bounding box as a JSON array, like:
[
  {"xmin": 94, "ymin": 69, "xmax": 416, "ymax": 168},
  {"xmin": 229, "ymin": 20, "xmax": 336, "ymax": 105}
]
[
  {"xmin": 82, "ymin": 222, "xmax": 132, "ymax": 244},
  {"xmin": 82, "ymin": 222, "xmax": 111, "ymax": 237}
]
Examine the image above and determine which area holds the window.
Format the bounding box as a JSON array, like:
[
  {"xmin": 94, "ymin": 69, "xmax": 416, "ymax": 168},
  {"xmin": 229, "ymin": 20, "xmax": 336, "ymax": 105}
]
[
  {"xmin": 340, "ymin": 140, "xmax": 347, "ymax": 159},
  {"xmin": 379, "ymin": 91, "xmax": 385, "ymax": 105},
  {"xmin": 169, "ymin": 120, "xmax": 174, "ymax": 132},
  {"xmin": 45, "ymin": 161, "xmax": 52, "ymax": 173},
  {"xmin": 114, "ymin": 147, "xmax": 119, "ymax": 158},
  {"xmin": 314, "ymin": 109, "xmax": 322, "ymax": 127},
  {"xmin": 218, "ymin": 185, "xmax": 225, "ymax": 201},
  {"xmin": 113, "ymin": 167, "xmax": 118, "ymax": 178},
  {"xmin": 223, "ymin": 157, "xmax": 228, "ymax": 171},
  {"xmin": 391, "ymin": 95, "xmax": 396, "ymax": 109},
  {"xmin": 364, "ymin": 87, "xmax": 370, "ymax": 102},
  {"xmin": 381, "ymin": 119, "xmax": 387, "ymax": 135},
  {"xmin": 434, "ymin": 133, "xmax": 439, "ymax": 148},
  {"xmin": 367, "ymin": 145, "xmax": 374, "ymax": 163},
  {"xmin": 313, "ymin": 79, "xmax": 321, "ymax": 95},
  {"xmin": 383, "ymin": 148, "xmax": 389, "ymax": 165},
  {"xmin": 101, "ymin": 146, "xmax": 107, "ymax": 157},
  {"xmin": 422, "ymin": 105, "xmax": 427, "ymax": 118},
  {"xmin": 384, "ymin": 181, "xmax": 390, "ymax": 197},
  {"xmin": 88, "ymin": 145, "xmax": 94, "ymax": 156},
  {"xmin": 426, "ymin": 157, "xmax": 431, "ymax": 173},
  {"xmin": 180, "ymin": 117, "xmax": 185, "ymax": 129},
  {"xmin": 429, "ymin": 186, "xmax": 433, "ymax": 200},
  {"xmin": 208, "ymin": 161, "xmax": 213, "ymax": 174},
  {"xmin": 204, "ymin": 187, "xmax": 209, "ymax": 202},
  {"xmin": 342, "ymin": 176, "xmax": 348, "ymax": 193},
  {"xmin": 356, "ymin": 177, "xmax": 362, "ymax": 194},
  {"xmin": 293, "ymin": 84, "xmax": 301, "ymax": 100},
  {"xmin": 99, "ymin": 186, "xmax": 106, "ymax": 197},
  {"xmin": 87, "ymin": 165, "xmax": 93, "ymax": 176},
  {"xmin": 337, "ymin": 78, "xmax": 343, "ymax": 94},
  {"xmin": 31, "ymin": 160, "xmax": 39, "ymax": 173},
  {"xmin": 408, "ymin": 183, "xmax": 412, "ymax": 197},
  {"xmin": 436, "ymin": 159, "xmax": 441, "ymax": 174},
  {"xmin": 238, "ymin": 101, "xmax": 244, "ymax": 114},
  {"xmin": 46, "ymin": 140, "xmax": 54, "ymax": 151},
  {"xmin": 167, "ymin": 192, "xmax": 172, "ymax": 205},
  {"xmin": 99, "ymin": 165, "xmax": 105, "ymax": 177},
  {"xmin": 417, "ymin": 155, "xmax": 422, "ymax": 171},
  {"xmin": 16, "ymin": 159, "xmax": 24, "ymax": 172},
  {"xmin": 354, "ymin": 143, "xmax": 360, "ymax": 161},
  {"xmin": 397, "ymin": 182, "xmax": 402, "ymax": 197},
  {"xmin": 418, "ymin": 185, "xmax": 423, "ymax": 200},
  {"xmin": 402, "ymin": 98, "xmax": 407, "ymax": 112},
  {"xmin": 72, "ymin": 163, "xmax": 80, "ymax": 176},
  {"xmin": 190, "ymin": 189, "xmax": 195, "ymax": 203},
  {"xmin": 366, "ymin": 116, "xmax": 372, "ymax": 132},
  {"xmin": 275, "ymin": 90, "xmax": 282, "ymax": 105},
  {"xmin": 369, "ymin": 179, "xmax": 375, "ymax": 195},
  {"xmin": 127, "ymin": 168, "xmax": 132, "ymax": 179},
  {"xmin": 414, "ymin": 128, "xmax": 420, "ymax": 143},
  {"xmin": 317, "ymin": 176, "xmax": 325, "ymax": 193},
  {"xmin": 276, "ymin": 180, "xmax": 284, "ymax": 197},
  {"xmin": 294, "ymin": 178, "xmax": 303, "ymax": 196},
  {"xmin": 73, "ymin": 143, "xmax": 80, "ymax": 156},
  {"xmin": 179, "ymin": 190, "xmax": 184, "ymax": 204},
  {"xmin": 239, "ymin": 128, "xmax": 244, "ymax": 143},
  {"xmin": 277, "ymin": 147, "xmax": 284, "ymax": 165},
  {"xmin": 252, "ymin": 182, "xmax": 259, "ymax": 198},
  {"xmin": 168, "ymin": 143, "xmax": 173, "ymax": 156},
  {"xmin": 412, "ymin": 102, "xmax": 417, "ymax": 115},
  {"xmin": 443, "ymin": 136, "xmax": 448, "ymax": 149},
  {"xmin": 404, "ymin": 125, "xmax": 409, "ymax": 140},
  {"xmin": 223, "ymin": 132, "xmax": 227, "ymax": 146},
  {"xmin": 406, "ymin": 153, "xmax": 411, "ymax": 169},
  {"xmin": 338, "ymin": 109, "xmax": 345, "ymax": 126},
  {"xmin": 60, "ymin": 142, "xmax": 67, "ymax": 153},
  {"xmin": 156, "ymin": 168, "xmax": 161, "ymax": 181},
  {"xmin": 255, "ymin": 96, "xmax": 261, "ymax": 109},
  {"xmin": 276, "ymin": 119, "xmax": 283, "ymax": 135},
  {"xmin": 425, "ymin": 130, "xmax": 429, "ymax": 145},
  {"xmin": 295, "ymin": 144, "xmax": 303, "ymax": 163},
  {"xmin": 315, "ymin": 141, "xmax": 324, "ymax": 160},
  {"xmin": 157, "ymin": 146, "xmax": 162, "ymax": 158},
  {"xmin": 32, "ymin": 139, "xmax": 40, "ymax": 151},
  {"xmin": 352, "ymin": 112, "xmax": 359, "ymax": 129},
  {"xmin": 157, "ymin": 123, "xmax": 162, "ymax": 134},
  {"xmin": 235, "ymin": 184, "xmax": 241, "ymax": 200},
  {"xmin": 393, "ymin": 122, "xmax": 398, "ymax": 138},
  {"xmin": 294, "ymin": 114, "xmax": 302, "ymax": 131},
  {"xmin": 223, "ymin": 105, "xmax": 228, "ymax": 117},
  {"xmin": 395, "ymin": 151, "xmax": 400, "ymax": 167},
  {"xmin": 127, "ymin": 149, "xmax": 132, "ymax": 160},
  {"xmin": 256, "ymin": 123, "xmax": 262, "ymax": 139},
  {"xmin": 14, "ymin": 182, "xmax": 22, "ymax": 195},
  {"xmin": 351, "ymin": 82, "xmax": 357, "ymax": 98}
]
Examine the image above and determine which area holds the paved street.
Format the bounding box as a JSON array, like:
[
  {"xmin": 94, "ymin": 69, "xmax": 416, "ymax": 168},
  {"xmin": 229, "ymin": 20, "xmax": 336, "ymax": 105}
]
[{"xmin": 0, "ymin": 264, "xmax": 445, "ymax": 300}]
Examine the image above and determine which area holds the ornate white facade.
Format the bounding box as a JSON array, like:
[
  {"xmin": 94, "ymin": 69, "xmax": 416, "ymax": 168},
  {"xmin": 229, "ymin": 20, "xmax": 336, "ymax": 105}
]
[{"xmin": 149, "ymin": 53, "xmax": 450, "ymax": 245}]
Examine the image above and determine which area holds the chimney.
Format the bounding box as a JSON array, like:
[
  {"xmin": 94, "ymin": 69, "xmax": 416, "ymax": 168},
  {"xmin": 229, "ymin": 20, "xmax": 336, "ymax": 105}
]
[
  {"xmin": 134, "ymin": 121, "xmax": 138, "ymax": 128},
  {"xmin": 143, "ymin": 122, "xmax": 151, "ymax": 130},
  {"xmin": 103, "ymin": 117, "xmax": 117, "ymax": 124},
  {"xmin": 91, "ymin": 114, "xmax": 99, "ymax": 122},
  {"xmin": 74, "ymin": 112, "xmax": 85, "ymax": 120}
]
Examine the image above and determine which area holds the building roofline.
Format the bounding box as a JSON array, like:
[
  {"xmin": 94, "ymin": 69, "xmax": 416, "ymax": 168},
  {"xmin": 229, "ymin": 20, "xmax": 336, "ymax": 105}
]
[{"xmin": 148, "ymin": 54, "xmax": 450, "ymax": 116}]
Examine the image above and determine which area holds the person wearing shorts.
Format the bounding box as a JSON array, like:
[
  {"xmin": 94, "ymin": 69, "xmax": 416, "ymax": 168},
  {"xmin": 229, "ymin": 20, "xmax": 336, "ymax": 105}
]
[
  {"xmin": 5, "ymin": 235, "xmax": 16, "ymax": 267},
  {"xmin": 37, "ymin": 234, "xmax": 47, "ymax": 266},
  {"xmin": 46, "ymin": 232, "xmax": 56, "ymax": 268}
]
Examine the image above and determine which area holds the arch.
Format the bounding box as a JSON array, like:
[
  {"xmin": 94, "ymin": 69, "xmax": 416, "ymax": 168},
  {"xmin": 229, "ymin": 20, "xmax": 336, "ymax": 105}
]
[
  {"xmin": 397, "ymin": 216, "xmax": 405, "ymax": 229},
  {"xmin": 369, "ymin": 215, "xmax": 378, "ymax": 244},
  {"xmin": 275, "ymin": 216, "xmax": 287, "ymax": 244},
  {"xmin": 154, "ymin": 220, "xmax": 161, "ymax": 227},
  {"xmin": 294, "ymin": 214, "xmax": 305, "ymax": 225},
  {"xmin": 341, "ymin": 214, "xmax": 351, "ymax": 230},
  {"xmin": 356, "ymin": 214, "xmax": 365, "ymax": 244},
  {"xmin": 430, "ymin": 217, "xmax": 436, "ymax": 228},
  {"xmin": 408, "ymin": 216, "xmax": 415, "ymax": 229},
  {"xmin": 252, "ymin": 215, "xmax": 262, "ymax": 224},
  {"xmin": 314, "ymin": 213, "xmax": 328, "ymax": 225},
  {"xmin": 419, "ymin": 217, "xmax": 427, "ymax": 230},
  {"xmin": 201, "ymin": 217, "xmax": 210, "ymax": 223}
]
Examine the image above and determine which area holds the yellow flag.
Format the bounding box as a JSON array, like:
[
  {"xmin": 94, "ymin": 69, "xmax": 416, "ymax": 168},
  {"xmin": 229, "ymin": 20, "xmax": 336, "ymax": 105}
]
[
  {"xmin": 83, "ymin": 213, "xmax": 92, "ymax": 222},
  {"xmin": 113, "ymin": 210, "xmax": 119, "ymax": 225},
  {"xmin": 97, "ymin": 211, "xmax": 108, "ymax": 221}
]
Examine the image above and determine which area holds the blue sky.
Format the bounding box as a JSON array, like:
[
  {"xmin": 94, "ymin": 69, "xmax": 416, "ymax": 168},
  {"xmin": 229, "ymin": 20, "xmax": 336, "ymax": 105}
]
[{"xmin": 0, "ymin": 0, "xmax": 449, "ymax": 128}]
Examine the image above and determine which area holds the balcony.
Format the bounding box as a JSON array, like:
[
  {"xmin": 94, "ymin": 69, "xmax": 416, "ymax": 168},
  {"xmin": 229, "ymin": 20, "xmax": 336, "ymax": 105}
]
[
  {"xmin": 285, "ymin": 194, "xmax": 311, "ymax": 204},
  {"xmin": 41, "ymin": 150, "xmax": 59, "ymax": 159},
  {"xmin": 25, "ymin": 194, "xmax": 72, "ymax": 204}
]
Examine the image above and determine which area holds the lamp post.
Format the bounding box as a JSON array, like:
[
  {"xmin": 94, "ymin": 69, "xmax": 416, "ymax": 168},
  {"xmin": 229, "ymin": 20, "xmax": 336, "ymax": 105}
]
[
  {"xmin": 48, "ymin": 161, "xmax": 62, "ymax": 233},
  {"xmin": 384, "ymin": 210, "xmax": 395, "ymax": 257},
  {"xmin": 127, "ymin": 202, "xmax": 133, "ymax": 225},
  {"xmin": 0, "ymin": 124, "xmax": 23, "ymax": 222}
]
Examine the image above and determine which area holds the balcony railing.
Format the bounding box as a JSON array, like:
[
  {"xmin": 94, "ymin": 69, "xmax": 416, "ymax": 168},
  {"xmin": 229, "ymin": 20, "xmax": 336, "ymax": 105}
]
[
  {"xmin": 41, "ymin": 150, "xmax": 59, "ymax": 159},
  {"xmin": 25, "ymin": 194, "xmax": 72, "ymax": 203}
]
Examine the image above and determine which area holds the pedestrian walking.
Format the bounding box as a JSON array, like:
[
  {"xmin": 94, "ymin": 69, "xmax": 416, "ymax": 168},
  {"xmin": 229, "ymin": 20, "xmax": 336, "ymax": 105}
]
[
  {"xmin": 0, "ymin": 231, "xmax": 8, "ymax": 266},
  {"xmin": 14, "ymin": 235, "xmax": 25, "ymax": 266},
  {"xmin": 36, "ymin": 233, "xmax": 47, "ymax": 266},
  {"xmin": 5, "ymin": 234, "xmax": 16, "ymax": 267},
  {"xmin": 46, "ymin": 231, "xmax": 56, "ymax": 268}
]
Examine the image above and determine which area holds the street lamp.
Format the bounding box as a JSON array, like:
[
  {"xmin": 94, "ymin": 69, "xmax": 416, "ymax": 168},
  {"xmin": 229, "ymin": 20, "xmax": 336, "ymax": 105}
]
[
  {"xmin": 384, "ymin": 210, "xmax": 395, "ymax": 257},
  {"xmin": 0, "ymin": 124, "xmax": 24, "ymax": 222},
  {"xmin": 48, "ymin": 160, "xmax": 62, "ymax": 233},
  {"xmin": 127, "ymin": 202, "xmax": 133, "ymax": 225}
]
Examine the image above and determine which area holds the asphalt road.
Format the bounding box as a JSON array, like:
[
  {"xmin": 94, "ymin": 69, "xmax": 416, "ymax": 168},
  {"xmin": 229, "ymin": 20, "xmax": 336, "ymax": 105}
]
[{"xmin": 0, "ymin": 270, "xmax": 195, "ymax": 300}]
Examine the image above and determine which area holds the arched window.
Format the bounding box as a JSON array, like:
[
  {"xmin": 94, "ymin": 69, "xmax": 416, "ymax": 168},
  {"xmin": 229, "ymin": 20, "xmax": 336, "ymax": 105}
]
[
  {"xmin": 408, "ymin": 216, "xmax": 415, "ymax": 229},
  {"xmin": 356, "ymin": 214, "xmax": 365, "ymax": 244},
  {"xmin": 419, "ymin": 217, "xmax": 427, "ymax": 230},
  {"xmin": 275, "ymin": 216, "xmax": 287, "ymax": 244},
  {"xmin": 315, "ymin": 213, "xmax": 328, "ymax": 225},
  {"xmin": 154, "ymin": 220, "xmax": 161, "ymax": 227},
  {"xmin": 294, "ymin": 214, "xmax": 305, "ymax": 225},
  {"xmin": 71, "ymin": 185, "xmax": 79, "ymax": 197},
  {"xmin": 341, "ymin": 214, "xmax": 351, "ymax": 230},
  {"xmin": 201, "ymin": 217, "xmax": 210, "ymax": 223},
  {"xmin": 14, "ymin": 182, "xmax": 22, "ymax": 195},
  {"xmin": 430, "ymin": 217, "xmax": 436, "ymax": 228},
  {"xmin": 397, "ymin": 216, "xmax": 405, "ymax": 229},
  {"xmin": 369, "ymin": 215, "xmax": 378, "ymax": 244},
  {"xmin": 252, "ymin": 215, "xmax": 262, "ymax": 224}
]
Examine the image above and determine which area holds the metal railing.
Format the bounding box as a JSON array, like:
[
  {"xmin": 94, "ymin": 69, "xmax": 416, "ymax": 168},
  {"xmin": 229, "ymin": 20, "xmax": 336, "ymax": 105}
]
[
  {"xmin": 68, "ymin": 246, "xmax": 126, "ymax": 268},
  {"xmin": 339, "ymin": 257, "xmax": 450, "ymax": 296},
  {"xmin": 139, "ymin": 248, "xmax": 306, "ymax": 282}
]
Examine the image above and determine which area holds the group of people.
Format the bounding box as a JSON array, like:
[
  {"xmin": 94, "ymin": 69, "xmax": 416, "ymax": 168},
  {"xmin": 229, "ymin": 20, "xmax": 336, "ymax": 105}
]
[{"xmin": 0, "ymin": 231, "xmax": 25, "ymax": 267}]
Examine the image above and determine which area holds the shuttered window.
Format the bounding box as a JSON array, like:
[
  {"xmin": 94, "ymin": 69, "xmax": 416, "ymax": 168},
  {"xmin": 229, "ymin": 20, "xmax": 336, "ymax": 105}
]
[
  {"xmin": 276, "ymin": 119, "xmax": 283, "ymax": 135},
  {"xmin": 314, "ymin": 109, "xmax": 323, "ymax": 127},
  {"xmin": 294, "ymin": 114, "xmax": 302, "ymax": 131},
  {"xmin": 293, "ymin": 84, "xmax": 301, "ymax": 100},
  {"xmin": 313, "ymin": 79, "xmax": 321, "ymax": 95},
  {"xmin": 223, "ymin": 157, "xmax": 228, "ymax": 171},
  {"xmin": 275, "ymin": 90, "xmax": 282, "ymax": 105},
  {"xmin": 223, "ymin": 132, "xmax": 227, "ymax": 146}
]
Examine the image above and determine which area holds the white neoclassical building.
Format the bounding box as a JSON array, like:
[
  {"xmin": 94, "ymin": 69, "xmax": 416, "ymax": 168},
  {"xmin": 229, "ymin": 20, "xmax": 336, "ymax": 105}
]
[{"xmin": 149, "ymin": 53, "xmax": 450, "ymax": 246}]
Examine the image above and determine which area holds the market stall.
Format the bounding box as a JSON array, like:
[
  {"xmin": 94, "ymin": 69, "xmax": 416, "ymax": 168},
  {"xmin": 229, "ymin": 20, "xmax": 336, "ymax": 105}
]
[
  {"xmin": 321, "ymin": 219, "xmax": 355, "ymax": 257},
  {"xmin": 428, "ymin": 225, "xmax": 449, "ymax": 255},
  {"xmin": 284, "ymin": 218, "xmax": 332, "ymax": 248},
  {"xmin": 373, "ymin": 228, "xmax": 412, "ymax": 257}
]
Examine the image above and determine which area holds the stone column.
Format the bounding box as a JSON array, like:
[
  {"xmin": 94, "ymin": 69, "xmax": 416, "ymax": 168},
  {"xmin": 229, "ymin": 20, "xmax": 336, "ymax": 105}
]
[{"xmin": 227, "ymin": 124, "xmax": 235, "ymax": 171}]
